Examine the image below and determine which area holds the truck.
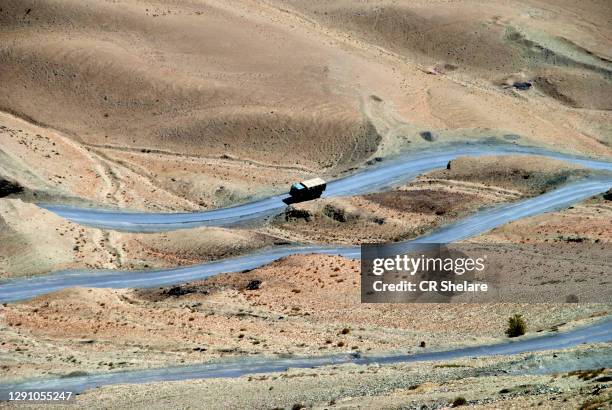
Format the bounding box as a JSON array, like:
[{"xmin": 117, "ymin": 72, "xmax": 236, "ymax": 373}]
[{"xmin": 289, "ymin": 177, "xmax": 326, "ymax": 201}]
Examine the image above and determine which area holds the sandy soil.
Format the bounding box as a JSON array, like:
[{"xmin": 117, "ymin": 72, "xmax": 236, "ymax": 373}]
[
  {"xmin": 0, "ymin": 0, "xmax": 379, "ymax": 181},
  {"xmin": 270, "ymin": 0, "xmax": 612, "ymax": 151},
  {"xmin": 1, "ymin": 0, "xmax": 611, "ymax": 213},
  {"xmin": 0, "ymin": 199, "xmax": 277, "ymax": 278},
  {"xmin": 477, "ymin": 192, "xmax": 612, "ymax": 244},
  {"xmin": 4, "ymin": 346, "xmax": 608, "ymax": 409},
  {"xmin": 0, "ymin": 0, "xmax": 611, "ymax": 407},
  {"xmin": 0, "ymin": 111, "xmax": 313, "ymax": 211}
]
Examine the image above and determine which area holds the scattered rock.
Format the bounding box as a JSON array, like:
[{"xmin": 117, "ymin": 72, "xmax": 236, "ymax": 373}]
[
  {"xmin": 503, "ymin": 134, "xmax": 521, "ymax": 141},
  {"xmin": 60, "ymin": 370, "xmax": 89, "ymax": 378},
  {"xmin": 372, "ymin": 216, "xmax": 385, "ymax": 225},
  {"xmin": 0, "ymin": 179, "xmax": 24, "ymax": 197},
  {"xmin": 245, "ymin": 280, "xmax": 262, "ymax": 290},
  {"xmin": 366, "ymin": 156, "xmax": 384, "ymax": 165},
  {"xmin": 513, "ymin": 81, "xmax": 532, "ymax": 90},
  {"xmin": 419, "ymin": 131, "xmax": 437, "ymax": 142},
  {"xmin": 565, "ymin": 294, "xmax": 579, "ymax": 303},
  {"xmin": 164, "ymin": 286, "xmax": 194, "ymax": 297}
]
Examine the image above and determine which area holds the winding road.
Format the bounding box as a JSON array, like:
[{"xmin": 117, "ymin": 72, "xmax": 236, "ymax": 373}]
[
  {"xmin": 0, "ymin": 318, "xmax": 610, "ymax": 398},
  {"xmin": 1, "ymin": 176, "xmax": 610, "ymax": 303},
  {"xmin": 41, "ymin": 143, "xmax": 612, "ymax": 231},
  {"xmin": 0, "ymin": 143, "xmax": 610, "ymax": 397},
  {"xmin": 1, "ymin": 144, "xmax": 611, "ymax": 302}
]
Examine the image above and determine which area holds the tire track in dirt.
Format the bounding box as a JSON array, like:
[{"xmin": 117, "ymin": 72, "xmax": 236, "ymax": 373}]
[
  {"xmin": 405, "ymin": 179, "xmax": 523, "ymax": 201},
  {"xmin": 1, "ymin": 111, "xmax": 128, "ymax": 267},
  {"xmin": 0, "ymin": 110, "xmax": 116, "ymax": 201},
  {"xmin": 87, "ymin": 147, "xmax": 201, "ymax": 211},
  {"xmin": 82, "ymin": 142, "xmax": 319, "ymax": 174}
]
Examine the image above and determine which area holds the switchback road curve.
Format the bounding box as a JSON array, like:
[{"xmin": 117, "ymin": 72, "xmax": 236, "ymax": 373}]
[
  {"xmin": 41, "ymin": 143, "xmax": 612, "ymax": 231},
  {"xmin": 1, "ymin": 144, "xmax": 611, "ymax": 397},
  {"xmin": 1, "ymin": 176, "xmax": 610, "ymax": 303}
]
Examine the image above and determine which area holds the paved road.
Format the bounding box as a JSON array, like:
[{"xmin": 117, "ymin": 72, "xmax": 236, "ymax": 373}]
[
  {"xmin": 1, "ymin": 176, "xmax": 610, "ymax": 303},
  {"xmin": 0, "ymin": 144, "xmax": 610, "ymax": 396},
  {"xmin": 41, "ymin": 144, "xmax": 612, "ymax": 231},
  {"xmin": 0, "ymin": 318, "xmax": 610, "ymax": 398}
]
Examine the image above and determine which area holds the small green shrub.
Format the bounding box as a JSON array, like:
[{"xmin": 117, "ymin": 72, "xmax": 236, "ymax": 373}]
[
  {"xmin": 452, "ymin": 396, "xmax": 467, "ymax": 407},
  {"xmin": 505, "ymin": 314, "xmax": 527, "ymax": 338}
]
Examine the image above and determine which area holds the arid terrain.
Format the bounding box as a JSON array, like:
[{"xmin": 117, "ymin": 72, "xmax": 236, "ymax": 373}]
[
  {"xmin": 0, "ymin": 0, "xmax": 611, "ymax": 408},
  {"xmin": 1, "ymin": 251, "xmax": 609, "ymax": 379},
  {"xmin": 1, "ymin": 0, "xmax": 611, "ymax": 213},
  {"xmin": 0, "ymin": 198, "xmax": 280, "ymax": 278},
  {"xmin": 3, "ymin": 154, "xmax": 605, "ymax": 278},
  {"xmin": 54, "ymin": 346, "xmax": 612, "ymax": 409}
]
